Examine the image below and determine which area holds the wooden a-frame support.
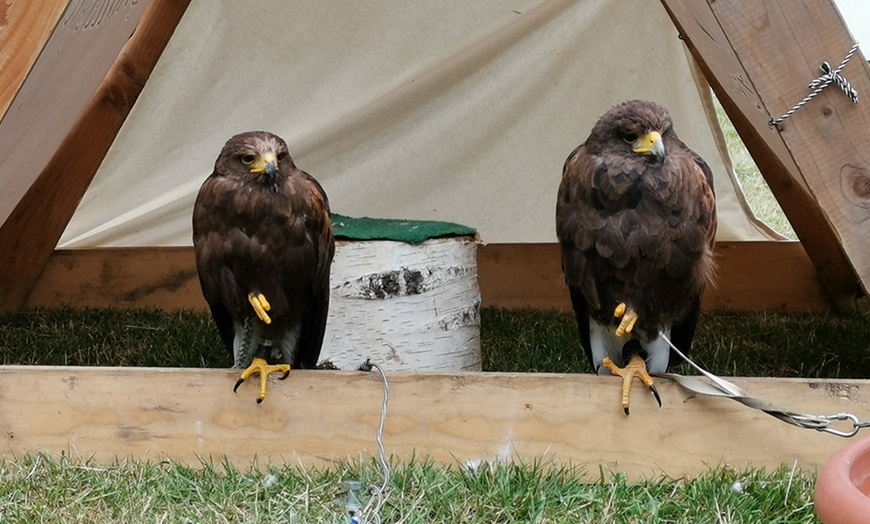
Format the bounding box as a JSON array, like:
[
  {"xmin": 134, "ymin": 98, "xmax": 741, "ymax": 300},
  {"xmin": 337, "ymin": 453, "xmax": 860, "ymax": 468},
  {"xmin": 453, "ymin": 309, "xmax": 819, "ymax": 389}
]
[
  {"xmin": 0, "ymin": 0, "xmax": 191, "ymax": 312},
  {"xmin": 0, "ymin": 0, "xmax": 869, "ymax": 313},
  {"xmin": 660, "ymin": 0, "xmax": 870, "ymax": 311}
]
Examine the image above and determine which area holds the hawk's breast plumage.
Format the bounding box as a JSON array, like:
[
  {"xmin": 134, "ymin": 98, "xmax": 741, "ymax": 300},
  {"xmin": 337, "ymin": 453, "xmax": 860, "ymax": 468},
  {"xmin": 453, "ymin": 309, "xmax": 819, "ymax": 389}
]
[
  {"xmin": 556, "ymin": 100, "xmax": 717, "ymax": 410},
  {"xmin": 193, "ymin": 131, "xmax": 334, "ymax": 401}
]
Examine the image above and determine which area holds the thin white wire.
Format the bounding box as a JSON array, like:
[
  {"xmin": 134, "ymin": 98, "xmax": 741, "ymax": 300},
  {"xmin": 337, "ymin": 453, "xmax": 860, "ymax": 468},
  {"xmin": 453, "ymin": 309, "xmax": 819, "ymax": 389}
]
[{"xmin": 360, "ymin": 361, "xmax": 390, "ymax": 524}]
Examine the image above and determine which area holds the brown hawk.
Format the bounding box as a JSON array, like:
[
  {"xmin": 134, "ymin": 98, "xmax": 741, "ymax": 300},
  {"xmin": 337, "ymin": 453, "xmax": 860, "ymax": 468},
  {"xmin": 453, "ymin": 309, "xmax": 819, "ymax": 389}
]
[
  {"xmin": 555, "ymin": 100, "xmax": 717, "ymax": 413},
  {"xmin": 193, "ymin": 131, "xmax": 335, "ymax": 403}
]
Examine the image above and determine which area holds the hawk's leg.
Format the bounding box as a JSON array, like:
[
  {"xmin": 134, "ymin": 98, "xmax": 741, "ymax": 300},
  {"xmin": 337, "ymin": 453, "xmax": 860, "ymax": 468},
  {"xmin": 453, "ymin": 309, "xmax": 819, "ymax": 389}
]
[
  {"xmin": 602, "ymin": 303, "xmax": 662, "ymax": 415},
  {"xmin": 233, "ymin": 342, "xmax": 291, "ymax": 404},
  {"xmin": 234, "ymin": 316, "xmax": 255, "ymax": 369},
  {"xmin": 232, "ymin": 293, "xmax": 288, "ymax": 403},
  {"xmin": 601, "ymin": 354, "xmax": 661, "ymax": 415}
]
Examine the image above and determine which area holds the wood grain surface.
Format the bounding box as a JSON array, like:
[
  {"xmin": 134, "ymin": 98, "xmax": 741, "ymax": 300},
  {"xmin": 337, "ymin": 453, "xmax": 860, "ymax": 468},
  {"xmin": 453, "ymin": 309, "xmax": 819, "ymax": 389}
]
[
  {"xmin": 660, "ymin": 0, "xmax": 869, "ymax": 310},
  {"xmin": 25, "ymin": 242, "xmax": 832, "ymax": 312},
  {"xmin": 0, "ymin": 366, "xmax": 865, "ymax": 480}
]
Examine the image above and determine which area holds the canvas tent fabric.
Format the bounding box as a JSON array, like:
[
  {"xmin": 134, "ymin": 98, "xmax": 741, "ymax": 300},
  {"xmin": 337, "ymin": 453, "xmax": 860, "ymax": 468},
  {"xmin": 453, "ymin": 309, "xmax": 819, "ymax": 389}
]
[{"xmin": 55, "ymin": 0, "xmax": 779, "ymax": 248}]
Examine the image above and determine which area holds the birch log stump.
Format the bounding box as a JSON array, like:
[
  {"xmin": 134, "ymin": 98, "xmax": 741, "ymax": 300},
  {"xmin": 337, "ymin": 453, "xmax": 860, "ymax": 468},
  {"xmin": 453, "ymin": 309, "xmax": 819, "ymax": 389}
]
[{"xmin": 321, "ymin": 236, "xmax": 481, "ymax": 371}]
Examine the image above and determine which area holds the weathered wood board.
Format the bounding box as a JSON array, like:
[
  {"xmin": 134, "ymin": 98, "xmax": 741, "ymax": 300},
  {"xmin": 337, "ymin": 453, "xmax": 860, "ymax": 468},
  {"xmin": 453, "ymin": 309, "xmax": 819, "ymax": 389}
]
[
  {"xmin": 0, "ymin": 367, "xmax": 865, "ymax": 481},
  {"xmin": 26, "ymin": 241, "xmax": 834, "ymax": 313},
  {"xmin": 713, "ymin": 1, "xmax": 870, "ymax": 301},
  {"xmin": 660, "ymin": 0, "xmax": 870, "ymax": 310}
]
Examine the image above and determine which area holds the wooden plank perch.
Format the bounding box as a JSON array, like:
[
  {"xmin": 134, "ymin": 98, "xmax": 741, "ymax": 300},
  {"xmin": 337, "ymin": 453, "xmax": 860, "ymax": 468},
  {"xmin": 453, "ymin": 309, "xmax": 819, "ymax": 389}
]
[{"xmin": 0, "ymin": 366, "xmax": 866, "ymax": 480}]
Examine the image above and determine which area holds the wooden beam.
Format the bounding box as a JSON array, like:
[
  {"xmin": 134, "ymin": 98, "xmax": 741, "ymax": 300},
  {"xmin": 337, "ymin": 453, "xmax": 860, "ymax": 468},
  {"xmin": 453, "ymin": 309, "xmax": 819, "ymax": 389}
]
[
  {"xmin": 0, "ymin": 0, "xmax": 70, "ymax": 120},
  {"xmin": 659, "ymin": 0, "xmax": 867, "ymax": 311},
  {"xmin": 27, "ymin": 247, "xmax": 203, "ymax": 310},
  {"xmin": 712, "ymin": 1, "xmax": 870, "ymax": 301},
  {"xmin": 0, "ymin": 0, "xmax": 191, "ymax": 313},
  {"xmin": 703, "ymin": 241, "xmax": 834, "ymax": 312},
  {"xmin": 0, "ymin": 366, "xmax": 863, "ymax": 480},
  {"xmin": 25, "ymin": 242, "xmax": 833, "ymax": 313},
  {"xmin": 476, "ymin": 242, "xmax": 833, "ymax": 312},
  {"xmin": 476, "ymin": 243, "xmax": 568, "ymax": 311}
]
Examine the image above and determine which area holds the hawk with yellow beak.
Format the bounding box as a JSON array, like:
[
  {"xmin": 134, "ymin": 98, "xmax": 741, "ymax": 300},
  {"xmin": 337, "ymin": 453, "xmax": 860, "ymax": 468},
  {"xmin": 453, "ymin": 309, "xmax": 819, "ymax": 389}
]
[
  {"xmin": 193, "ymin": 131, "xmax": 335, "ymax": 403},
  {"xmin": 556, "ymin": 100, "xmax": 717, "ymax": 414}
]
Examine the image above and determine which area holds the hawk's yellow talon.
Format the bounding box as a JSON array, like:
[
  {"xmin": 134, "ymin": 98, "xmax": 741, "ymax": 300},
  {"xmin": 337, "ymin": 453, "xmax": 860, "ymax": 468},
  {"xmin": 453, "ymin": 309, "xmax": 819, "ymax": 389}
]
[
  {"xmin": 613, "ymin": 303, "xmax": 638, "ymax": 337},
  {"xmin": 618, "ymin": 314, "xmax": 638, "ymax": 336},
  {"xmin": 248, "ymin": 293, "xmax": 272, "ymax": 324},
  {"xmin": 613, "ymin": 303, "xmax": 626, "ymax": 318},
  {"xmin": 233, "ymin": 356, "xmax": 291, "ymax": 403},
  {"xmin": 601, "ymin": 354, "xmax": 661, "ymax": 414}
]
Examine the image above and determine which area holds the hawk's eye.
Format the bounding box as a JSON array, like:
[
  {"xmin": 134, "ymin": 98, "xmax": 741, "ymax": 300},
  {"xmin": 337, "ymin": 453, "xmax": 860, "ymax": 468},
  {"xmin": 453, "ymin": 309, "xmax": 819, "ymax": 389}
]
[
  {"xmin": 277, "ymin": 151, "xmax": 288, "ymax": 161},
  {"xmin": 621, "ymin": 133, "xmax": 637, "ymax": 144},
  {"xmin": 241, "ymin": 154, "xmax": 256, "ymax": 165}
]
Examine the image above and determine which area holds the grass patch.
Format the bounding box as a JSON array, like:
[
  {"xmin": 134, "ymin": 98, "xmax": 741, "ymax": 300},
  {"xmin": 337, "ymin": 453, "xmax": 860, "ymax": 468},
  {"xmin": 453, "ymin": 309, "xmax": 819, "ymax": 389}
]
[
  {"xmin": 3, "ymin": 307, "xmax": 869, "ymax": 378},
  {"xmin": 2, "ymin": 306, "xmax": 861, "ymax": 521},
  {"xmin": 482, "ymin": 307, "xmax": 870, "ymax": 379},
  {"xmin": 714, "ymin": 98, "xmax": 797, "ymax": 239},
  {"xmin": 0, "ymin": 308, "xmax": 228, "ymax": 368},
  {"xmin": 0, "ymin": 454, "xmax": 817, "ymax": 523}
]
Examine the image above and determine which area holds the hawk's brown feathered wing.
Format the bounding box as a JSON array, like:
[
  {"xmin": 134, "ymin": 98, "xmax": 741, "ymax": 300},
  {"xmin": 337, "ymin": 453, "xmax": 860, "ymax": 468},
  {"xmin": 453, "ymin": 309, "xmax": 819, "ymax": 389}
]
[
  {"xmin": 556, "ymin": 100, "xmax": 716, "ymax": 373},
  {"xmin": 193, "ymin": 131, "xmax": 335, "ymax": 370}
]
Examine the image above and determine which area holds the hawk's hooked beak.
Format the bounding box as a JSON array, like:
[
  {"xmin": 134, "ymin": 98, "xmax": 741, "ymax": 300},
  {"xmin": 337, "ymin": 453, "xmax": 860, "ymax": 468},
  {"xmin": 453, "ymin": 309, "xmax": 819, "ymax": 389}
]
[
  {"xmin": 250, "ymin": 151, "xmax": 279, "ymax": 180},
  {"xmin": 632, "ymin": 131, "xmax": 665, "ymax": 161}
]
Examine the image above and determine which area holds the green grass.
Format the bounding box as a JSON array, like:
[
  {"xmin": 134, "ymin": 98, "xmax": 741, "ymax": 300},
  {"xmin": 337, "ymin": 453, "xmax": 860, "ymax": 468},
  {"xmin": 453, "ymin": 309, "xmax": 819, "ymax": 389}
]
[
  {"xmin": 714, "ymin": 99, "xmax": 797, "ymax": 239},
  {"xmin": 0, "ymin": 308, "xmax": 228, "ymax": 368},
  {"xmin": 482, "ymin": 307, "xmax": 870, "ymax": 379},
  {"xmin": 0, "ymin": 454, "xmax": 817, "ymax": 523},
  {"xmin": 4, "ymin": 307, "xmax": 869, "ymax": 379},
  {"xmin": 0, "ymin": 307, "xmax": 865, "ymax": 522}
]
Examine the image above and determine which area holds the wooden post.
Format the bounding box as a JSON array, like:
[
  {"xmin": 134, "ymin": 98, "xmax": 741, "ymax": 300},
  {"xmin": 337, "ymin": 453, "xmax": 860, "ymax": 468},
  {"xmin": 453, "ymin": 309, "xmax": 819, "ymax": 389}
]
[
  {"xmin": 0, "ymin": 0, "xmax": 191, "ymax": 313},
  {"xmin": 660, "ymin": 0, "xmax": 870, "ymax": 311}
]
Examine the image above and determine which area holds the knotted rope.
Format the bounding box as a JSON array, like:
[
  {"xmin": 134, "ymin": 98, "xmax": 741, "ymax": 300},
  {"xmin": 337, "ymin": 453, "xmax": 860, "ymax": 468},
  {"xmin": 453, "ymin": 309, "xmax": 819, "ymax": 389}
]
[{"xmin": 768, "ymin": 42, "xmax": 860, "ymax": 127}]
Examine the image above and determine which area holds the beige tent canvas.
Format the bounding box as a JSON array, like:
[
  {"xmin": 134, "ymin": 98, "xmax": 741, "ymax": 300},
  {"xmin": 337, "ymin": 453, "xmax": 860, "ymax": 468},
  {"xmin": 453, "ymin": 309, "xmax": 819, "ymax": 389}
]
[
  {"xmin": 1, "ymin": 0, "xmax": 867, "ymax": 314},
  {"xmin": 53, "ymin": 0, "xmax": 775, "ymax": 247}
]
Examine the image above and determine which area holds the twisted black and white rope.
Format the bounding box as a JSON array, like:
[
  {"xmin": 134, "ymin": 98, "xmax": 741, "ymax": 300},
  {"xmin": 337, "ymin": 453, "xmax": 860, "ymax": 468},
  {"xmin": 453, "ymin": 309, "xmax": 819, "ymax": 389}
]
[{"xmin": 768, "ymin": 42, "xmax": 860, "ymax": 127}]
